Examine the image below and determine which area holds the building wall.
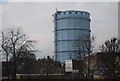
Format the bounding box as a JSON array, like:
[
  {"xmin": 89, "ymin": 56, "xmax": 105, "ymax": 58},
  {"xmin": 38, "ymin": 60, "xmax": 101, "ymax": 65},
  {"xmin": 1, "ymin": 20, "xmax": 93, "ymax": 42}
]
[{"xmin": 54, "ymin": 10, "xmax": 91, "ymax": 62}]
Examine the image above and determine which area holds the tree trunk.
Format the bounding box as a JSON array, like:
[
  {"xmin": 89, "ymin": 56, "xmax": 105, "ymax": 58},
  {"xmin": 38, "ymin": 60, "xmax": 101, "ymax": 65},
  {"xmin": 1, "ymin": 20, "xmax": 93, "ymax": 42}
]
[
  {"xmin": 13, "ymin": 44, "xmax": 16, "ymax": 81},
  {"xmin": 6, "ymin": 55, "xmax": 10, "ymax": 81},
  {"xmin": 87, "ymin": 52, "xmax": 91, "ymax": 79}
]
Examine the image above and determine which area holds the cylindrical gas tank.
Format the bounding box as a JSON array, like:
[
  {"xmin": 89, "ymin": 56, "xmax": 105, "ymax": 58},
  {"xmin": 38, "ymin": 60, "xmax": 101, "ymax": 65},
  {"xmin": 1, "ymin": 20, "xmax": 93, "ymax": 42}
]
[{"xmin": 53, "ymin": 10, "xmax": 91, "ymax": 63}]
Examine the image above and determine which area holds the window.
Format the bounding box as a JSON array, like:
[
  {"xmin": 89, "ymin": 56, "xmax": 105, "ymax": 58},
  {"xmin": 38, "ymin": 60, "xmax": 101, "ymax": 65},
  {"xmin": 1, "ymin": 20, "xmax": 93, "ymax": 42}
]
[
  {"xmin": 72, "ymin": 11, "xmax": 76, "ymax": 14},
  {"xmin": 66, "ymin": 12, "xmax": 69, "ymax": 14},
  {"xmin": 82, "ymin": 12, "xmax": 86, "ymax": 15},
  {"xmin": 78, "ymin": 12, "xmax": 81, "ymax": 14},
  {"xmin": 60, "ymin": 12, "xmax": 64, "ymax": 15}
]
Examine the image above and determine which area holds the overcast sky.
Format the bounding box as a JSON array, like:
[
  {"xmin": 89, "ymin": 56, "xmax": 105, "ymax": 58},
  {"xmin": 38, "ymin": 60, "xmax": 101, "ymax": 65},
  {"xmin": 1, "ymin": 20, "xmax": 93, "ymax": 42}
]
[{"xmin": 1, "ymin": 2, "xmax": 118, "ymax": 59}]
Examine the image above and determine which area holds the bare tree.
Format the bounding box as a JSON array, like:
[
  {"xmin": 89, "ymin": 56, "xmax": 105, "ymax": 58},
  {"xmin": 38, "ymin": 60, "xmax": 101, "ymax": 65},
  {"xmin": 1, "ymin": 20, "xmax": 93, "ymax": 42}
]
[
  {"xmin": 98, "ymin": 37, "xmax": 120, "ymax": 79},
  {"xmin": 1, "ymin": 28, "xmax": 36, "ymax": 81},
  {"xmin": 73, "ymin": 35, "xmax": 95, "ymax": 79}
]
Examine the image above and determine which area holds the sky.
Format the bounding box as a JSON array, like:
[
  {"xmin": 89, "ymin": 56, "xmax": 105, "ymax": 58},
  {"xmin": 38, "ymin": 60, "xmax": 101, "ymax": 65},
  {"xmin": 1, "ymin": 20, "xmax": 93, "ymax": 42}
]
[{"xmin": 0, "ymin": 1, "xmax": 118, "ymax": 59}]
